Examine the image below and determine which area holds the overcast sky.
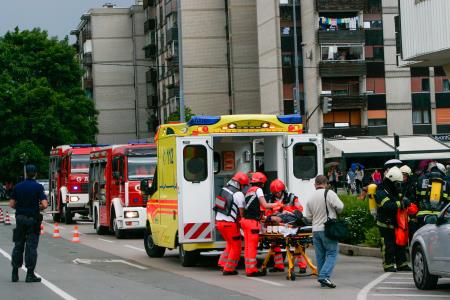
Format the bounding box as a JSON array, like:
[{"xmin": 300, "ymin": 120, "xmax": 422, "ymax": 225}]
[{"xmin": 0, "ymin": 0, "xmax": 135, "ymax": 42}]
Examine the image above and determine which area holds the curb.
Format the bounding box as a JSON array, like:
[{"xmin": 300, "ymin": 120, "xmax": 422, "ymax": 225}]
[{"xmin": 339, "ymin": 243, "xmax": 381, "ymax": 258}]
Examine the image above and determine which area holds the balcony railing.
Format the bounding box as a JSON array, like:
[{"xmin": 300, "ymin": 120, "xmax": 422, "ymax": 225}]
[
  {"xmin": 166, "ymin": 27, "xmax": 178, "ymax": 44},
  {"xmin": 168, "ymin": 86, "xmax": 179, "ymax": 99},
  {"xmin": 322, "ymin": 126, "xmax": 368, "ymax": 138},
  {"xmin": 318, "ymin": 30, "xmax": 365, "ymax": 44},
  {"xmin": 165, "ymin": 0, "xmax": 177, "ymax": 17},
  {"xmin": 147, "ymin": 95, "xmax": 158, "ymax": 108},
  {"xmin": 144, "ymin": 18, "xmax": 156, "ymax": 32},
  {"xmin": 144, "ymin": 44, "xmax": 157, "ymax": 58},
  {"xmin": 320, "ymin": 94, "xmax": 366, "ymax": 110},
  {"xmin": 83, "ymin": 77, "xmax": 93, "ymax": 89},
  {"xmin": 83, "ymin": 53, "xmax": 92, "ymax": 65},
  {"xmin": 81, "ymin": 30, "xmax": 91, "ymax": 43},
  {"xmin": 316, "ymin": 0, "xmax": 364, "ymax": 11},
  {"xmin": 319, "ymin": 61, "xmax": 366, "ymax": 77},
  {"xmin": 146, "ymin": 70, "xmax": 157, "ymax": 82}
]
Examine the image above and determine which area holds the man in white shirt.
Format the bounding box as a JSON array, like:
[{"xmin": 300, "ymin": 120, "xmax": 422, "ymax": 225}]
[{"xmin": 305, "ymin": 175, "xmax": 344, "ymax": 288}]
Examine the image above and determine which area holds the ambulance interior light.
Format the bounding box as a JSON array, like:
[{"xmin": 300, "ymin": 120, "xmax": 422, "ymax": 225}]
[{"xmin": 277, "ymin": 115, "xmax": 302, "ymax": 124}]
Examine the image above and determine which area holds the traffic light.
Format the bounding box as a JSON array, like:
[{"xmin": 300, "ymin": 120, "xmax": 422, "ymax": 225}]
[{"xmin": 322, "ymin": 97, "xmax": 333, "ymax": 114}]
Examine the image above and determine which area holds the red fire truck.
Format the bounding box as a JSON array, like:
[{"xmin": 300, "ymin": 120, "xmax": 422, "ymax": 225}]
[
  {"xmin": 89, "ymin": 144, "xmax": 156, "ymax": 238},
  {"xmin": 49, "ymin": 144, "xmax": 103, "ymax": 224}
]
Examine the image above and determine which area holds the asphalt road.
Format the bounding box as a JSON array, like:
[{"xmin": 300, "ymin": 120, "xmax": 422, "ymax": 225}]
[{"xmin": 1, "ymin": 204, "xmax": 449, "ymax": 300}]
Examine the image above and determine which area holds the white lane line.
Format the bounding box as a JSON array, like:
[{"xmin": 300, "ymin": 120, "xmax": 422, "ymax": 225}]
[
  {"xmin": 376, "ymin": 287, "xmax": 417, "ymax": 290},
  {"xmin": 357, "ymin": 272, "xmax": 392, "ymax": 300},
  {"xmin": 382, "ymin": 281, "xmax": 415, "ymax": 284},
  {"xmin": 371, "ymin": 294, "xmax": 450, "ymax": 298},
  {"xmin": 115, "ymin": 259, "xmax": 148, "ymax": 270},
  {"xmin": 390, "ymin": 277, "xmax": 412, "ymax": 280},
  {"xmin": 0, "ymin": 247, "xmax": 77, "ymax": 300},
  {"xmin": 73, "ymin": 258, "xmax": 148, "ymax": 270},
  {"xmin": 124, "ymin": 245, "xmax": 145, "ymax": 252},
  {"xmin": 238, "ymin": 275, "xmax": 285, "ymax": 287},
  {"xmin": 98, "ymin": 238, "xmax": 114, "ymax": 243}
]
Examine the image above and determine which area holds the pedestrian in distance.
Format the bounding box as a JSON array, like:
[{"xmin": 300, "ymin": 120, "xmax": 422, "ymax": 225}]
[
  {"xmin": 355, "ymin": 166, "xmax": 364, "ymax": 194},
  {"xmin": 214, "ymin": 172, "xmax": 249, "ymax": 275},
  {"xmin": 9, "ymin": 165, "xmax": 48, "ymax": 283},
  {"xmin": 305, "ymin": 175, "xmax": 344, "ymax": 288},
  {"xmin": 372, "ymin": 169, "xmax": 382, "ymax": 185},
  {"xmin": 346, "ymin": 168, "xmax": 356, "ymax": 195}
]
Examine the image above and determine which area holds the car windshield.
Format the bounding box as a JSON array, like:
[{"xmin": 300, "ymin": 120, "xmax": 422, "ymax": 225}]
[
  {"xmin": 127, "ymin": 157, "xmax": 156, "ymax": 180},
  {"xmin": 71, "ymin": 155, "xmax": 89, "ymax": 173}
]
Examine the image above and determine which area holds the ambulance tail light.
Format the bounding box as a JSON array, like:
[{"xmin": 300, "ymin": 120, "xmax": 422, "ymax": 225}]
[{"xmin": 277, "ymin": 114, "xmax": 302, "ymax": 124}]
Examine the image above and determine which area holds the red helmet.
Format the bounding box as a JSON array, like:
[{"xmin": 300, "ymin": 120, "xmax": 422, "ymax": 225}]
[
  {"xmin": 270, "ymin": 179, "xmax": 285, "ymax": 193},
  {"xmin": 250, "ymin": 172, "xmax": 267, "ymax": 184},
  {"xmin": 231, "ymin": 172, "xmax": 249, "ymax": 186}
]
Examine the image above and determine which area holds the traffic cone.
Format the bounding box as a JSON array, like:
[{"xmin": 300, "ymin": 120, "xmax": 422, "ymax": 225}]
[
  {"xmin": 71, "ymin": 225, "xmax": 80, "ymax": 243},
  {"xmin": 0, "ymin": 208, "xmax": 4, "ymax": 223},
  {"xmin": 52, "ymin": 223, "xmax": 61, "ymax": 238},
  {"xmin": 4, "ymin": 211, "xmax": 11, "ymax": 225},
  {"xmin": 40, "ymin": 224, "xmax": 45, "ymax": 236}
]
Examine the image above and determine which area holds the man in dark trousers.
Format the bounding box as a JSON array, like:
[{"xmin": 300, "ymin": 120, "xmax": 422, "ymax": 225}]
[{"xmin": 9, "ymin": 165, "xmax": 48, "ymax": 283}]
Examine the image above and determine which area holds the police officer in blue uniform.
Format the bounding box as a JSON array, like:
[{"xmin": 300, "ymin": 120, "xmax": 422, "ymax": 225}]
[{"xmin": 9, "ymin": 165, "xmax": 48, "ymax": 283}]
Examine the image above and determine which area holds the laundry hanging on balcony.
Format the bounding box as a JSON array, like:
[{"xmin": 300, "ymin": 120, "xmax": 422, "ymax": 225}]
[{"xmin": 319, "ymin": 16, "xmax": 359, "ymax": 30}]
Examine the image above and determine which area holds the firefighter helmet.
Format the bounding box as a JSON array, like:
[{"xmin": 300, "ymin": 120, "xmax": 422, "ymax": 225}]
[
  {"xmin": 436, "ymin": 163, "xmax": 446, "ymax": 175},
  {"xmin": 399, "ymin": 165, "xmax": 412, "ymax": 175},
  {"xmin": 231, "ymin": 172, "xmax": 249, "ymax": 186},
  {"xmin": 250, "ymin": 172, "xmax": 267, "ymax": 184},
  {"xmin": 385, "ymin": 166, "xmax": 403, "ymax": 183},
  {"xmin": 270, "ymin": 179, "xmax": 286, "ymax": 193}
]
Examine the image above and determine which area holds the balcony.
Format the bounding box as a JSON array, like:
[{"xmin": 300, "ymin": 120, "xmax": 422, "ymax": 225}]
[
  {"xmin": 320, "ymin": 94, "xmax": 366, "ymax": 110},
  {"xmin": 166, "ymin": 27, "xmax": 178, "ymax": 44},
  {"xmin": 146, "ymin": 70, "xmax": 157, "ymax": 82},
  {"xmin": 81, "ymin": 30, "xmax": 91, "ymax": 43},
  {"xmin": 318, "ymin": 30, "xmax": 365, "ymax": 44},
  {"xmin": 322, "ymin": 126, "xmax": 368, "ymax": 138},
  {"xmin": 316, "ymin": 0, "xmax": 364, "ymax": 11},
  {"xmin": 165, "ymin": 42, "xmax": 178, "ymax": 61},
  {"xmin": 165, "ymin": 0, "xmax": 177, "ymax": 17},
  {"xmin": 83, "ymin": 77, "xmax": 93, "ymax": 89},
  {"xmin": 168, "ymin": 86, "xmax": 179, "ymax": 99},
  {"xmin": 144, "ymin": 44, "xmax": 157, "ymax": 59},
  {"xmin": 147, "ymin": 95, "xmax": 158, "ymax": 108},
  {"xmin": 83, "ymin": 53, "xmax": 92, "ymax": 65},
  {"xmin": 144, "ymin": 18, "xmax": 156, "ymax": 32},
  {"xmin": 143, "ymin": 0, "xmax": 155, "ymax": 8},
  {"xmin": 319, "ymin": 61, "xmax": 366, "ymax": 77}
]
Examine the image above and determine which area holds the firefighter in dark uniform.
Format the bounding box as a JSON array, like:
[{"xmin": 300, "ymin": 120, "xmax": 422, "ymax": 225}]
[
  {"xmin": 399, "ymin": 165, "xmax": 419, "ymax": 240},
  {"xmin": 376, "ymin": 166, "xmax": 411, "ymax": 272},
  {"xmin": 9, "ymin": 165, "xmax": 48, "ymax": 282}
]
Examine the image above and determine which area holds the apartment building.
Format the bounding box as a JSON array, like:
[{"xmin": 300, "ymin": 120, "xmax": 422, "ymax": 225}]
[
  {"xmin": 71, "ymin": 3, "xmax": 150, "ymax": 144},
  {"xmin": 143, "ymin": 0, "xmax": 260, "ymax": 128}
]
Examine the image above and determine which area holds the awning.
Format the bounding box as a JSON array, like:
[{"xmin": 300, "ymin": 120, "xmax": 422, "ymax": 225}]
[
  {"xmin": 325, "ymin": 136, "xmax": 450, "ymax": 160},
  {"xmin": 325, "ymin": 137, "xmax": 394, "ymax": 158}
]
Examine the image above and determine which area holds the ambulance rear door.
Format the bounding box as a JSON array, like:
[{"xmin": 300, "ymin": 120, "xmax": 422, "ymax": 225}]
[
  {"xmin": 176, "ymin": 136, "xmax": 214, "ymax": 243},
  {"xmin": 285, "ymin": 134, "xmax": 323, "ymax": 208}
]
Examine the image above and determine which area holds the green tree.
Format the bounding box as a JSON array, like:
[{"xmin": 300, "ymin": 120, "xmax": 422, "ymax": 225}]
[
  {"xmin": 166, "ymin": 106, "xmax": 195, "ymax": 123},
  {"xmin": 0, "ymin": 28, "xmax": 98, "ymax": 181}
]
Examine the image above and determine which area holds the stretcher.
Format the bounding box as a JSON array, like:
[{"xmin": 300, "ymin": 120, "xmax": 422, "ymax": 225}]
[{"xmin": 259, "ymin": 224, "xmax": 317, "ymax": 281}]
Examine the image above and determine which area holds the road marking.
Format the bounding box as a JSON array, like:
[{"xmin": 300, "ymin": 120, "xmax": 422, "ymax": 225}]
[
  {"xmin": 238, "ymin": 275, "xmax": 285, "ymax": 287},
  {"xmin": 73, "ymin": 258, "xmax": 147, "ymax": 270},
  {"xmin": 376, "ymin": 287, "xmax": 417, "ymax": 290},
  {"xmin": 124, "ymin": 244, "xmax": 145, "ymax": 252},
  {"xmin": 357, "ymin": 272, "xmax": 391, "ymax": 300},
  {"xmin": 98, "ymin": 238, "xmax": 114, "ymax": 243},
  {"xmin": 382, "ymin": 281, "xmax": 414, "ymax": 284},
  {"xmin": 0, "ymin": 247, "xmax": 77, "ymax": 300},
  {"xmin": 371, "ymin": 294, "xmax": 450, "ymax": 298},
  {"xmin": 390, "ymin": 277, "xmax": 412, "ymax": 280},
  {"xmin": 43, "ymin": 221, "xmax": 65, "ymax": 229}
]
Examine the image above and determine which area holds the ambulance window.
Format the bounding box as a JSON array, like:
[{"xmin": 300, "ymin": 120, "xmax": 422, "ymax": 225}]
[
  {"xmin": 183, "ymin": 145, "xmax": 207, "ymax": 182},
  {"xmin": 293, "ymin": 143, "xmax": 317, "ymax": 179}
]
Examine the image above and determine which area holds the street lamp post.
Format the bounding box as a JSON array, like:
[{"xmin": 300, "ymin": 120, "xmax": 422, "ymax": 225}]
[{"xmin": 292, "ymin": 0, "xmax": 301, "ymax": 116}]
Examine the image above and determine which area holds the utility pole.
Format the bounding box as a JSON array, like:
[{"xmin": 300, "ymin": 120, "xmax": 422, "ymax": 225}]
[
  {"xmin": 176, "ymin": 0, "xmax": 185, "ymax": 122},
  {"xmin": 292, "ymin": 0, "xmax": 301, "ymax": 116}
]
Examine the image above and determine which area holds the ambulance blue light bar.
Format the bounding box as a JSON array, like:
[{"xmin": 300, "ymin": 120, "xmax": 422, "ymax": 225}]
[
  {"xmin": 187, "ymin": 116, "xmax": 221, "ymax": 126},
  {"xmin": 277, "ymin": 115, "xmax": 302, "ymax": 124}
]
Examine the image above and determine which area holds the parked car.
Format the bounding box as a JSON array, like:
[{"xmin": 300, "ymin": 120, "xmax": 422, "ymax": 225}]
[
  {"xmin": 36, "ymin": 179, "xmax": 49, "ymax": 198},
  {"xmin": 411, "ymin": 203, "xmax": 450, "ymax": 290}
]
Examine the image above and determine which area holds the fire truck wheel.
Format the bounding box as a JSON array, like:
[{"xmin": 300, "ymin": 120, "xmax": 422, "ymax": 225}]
[
  {"xmin": 144, "ymin": 228, "xmax": 166, "ymax": 257},
  {"xmin": 179, "ymin": 244, "xmax": 199, "ymax": 267},
  {"xmin": 95, "ymin": 209, "xmax": 108, "ymax": 235},
  {"xmin": 63, "ymin": 205, "xmax": 73, "ymax": 224}
]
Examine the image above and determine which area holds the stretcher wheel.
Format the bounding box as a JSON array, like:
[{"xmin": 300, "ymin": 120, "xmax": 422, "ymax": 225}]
[
  {"xmin": 287, "ymin": 271, "xmax": 296, "ymax": 281},
  {"xmin": 260, "ymin": 268, "xmax": 267, "ymax": 276}
]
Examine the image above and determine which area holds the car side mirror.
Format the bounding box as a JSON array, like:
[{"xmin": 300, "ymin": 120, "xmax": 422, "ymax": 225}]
[
  {"xmin": 140, "ymin": 179, "xmax": 152, "ymax": 195},
  {"xmin": 424, "ymin": 214, "xmax": 438, "ymax": 225}
]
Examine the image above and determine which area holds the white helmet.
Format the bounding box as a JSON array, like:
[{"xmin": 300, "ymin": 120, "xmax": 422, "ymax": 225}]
[
  {"xmin": 399, "ymin": 165, "xmax": 412, "ymax": 175},
  {"xmin": 436, "ymin": 163, "xmax": 446, "ymax": 175},
  {"xmin": 385, "ymin": 166, "xmax": 403, "ymax": 183}
]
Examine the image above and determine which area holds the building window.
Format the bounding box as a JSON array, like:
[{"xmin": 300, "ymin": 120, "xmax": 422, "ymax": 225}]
[
  {"xmin": 282, "ymin": 55, "xmax": 292, "ymax": 67},
  {"xmin": 422, "ymin": 78, "xmax": 430, "ymax": 92},
  {"xmin": 281, "ymin": 27, "xmax": 291, "ymax": 36},
  {"xmin": 443, "ymin": 79, "xmax": 450, "ymax": 92},
  {"xmin": 321, "ymin": 45, "xmax": 363, "ymax": 61},
  {"xmin": 368, "ymin": 119, "xmax": 387, "ymax": 126},
  {"xmin": 412, "ymin": 109, "xmax": 430, "ymax": 124}
]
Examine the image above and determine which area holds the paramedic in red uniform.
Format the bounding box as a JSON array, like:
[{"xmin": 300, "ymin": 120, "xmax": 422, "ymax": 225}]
[
  {"xmin": 241, "ymin": 172, "xmax": 277, "ymax": 277},
  {"xmin": 215, "ymin": 172, "xmax": 249, "ymax": 275}
]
